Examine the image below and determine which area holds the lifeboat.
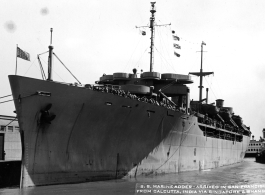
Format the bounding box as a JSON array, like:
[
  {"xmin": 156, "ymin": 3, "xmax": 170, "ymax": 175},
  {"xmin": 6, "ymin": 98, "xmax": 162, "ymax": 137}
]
[
  {"xmin": 113, "ymin": 73, "xmax": 129, "ymax": 80},
  {"xmin": 161, "ymin": 73, "xmax": 178, "ymax": 80},
  {"xmin": 120, "ymin": 84, "xmax": 150, "ymax": 94},
  {"xmin": 223, "ymin": 107, "xmax": 233, "ymax": 114},
  {"xmin": 201, "ymin": 104, "xmax": 220, "ymax": 117},
  {"xmin": 219, "ymin": 108, "xmax": 232, "ymax": 122},
  {"xmin": 190, "ymin": 101, "xmax": 201, "ymax": 113},
  {"xmin": 129, "ymin": 73, "xmax": 137, "ymax": 78},
  {"xmin": 161, "ymin": 73, "xmax": 193, "ymax": 84},
  {"xmin": 232, "ymin": 115, "xmax": 243, "ymax": 127},
  {"xmin": 99, "ymin": 74, "xmax": 113, "ymax": 82},
  {"xmin": 141, "ymin": 72, "xmax": 160, "ymax": 80}
]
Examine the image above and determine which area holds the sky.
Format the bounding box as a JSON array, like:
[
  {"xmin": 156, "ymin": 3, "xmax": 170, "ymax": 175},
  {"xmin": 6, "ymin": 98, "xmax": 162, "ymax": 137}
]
[{"xmin": 1, "ymin": 0, "xmax": 265, "ymax": 139}]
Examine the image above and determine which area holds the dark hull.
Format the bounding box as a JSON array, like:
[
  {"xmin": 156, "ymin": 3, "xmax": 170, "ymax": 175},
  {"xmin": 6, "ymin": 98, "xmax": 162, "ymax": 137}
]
[
  {"xmin": 9, "ymin": 75, "xmax": 250, "ymax": 187},
  {"xmin": 245, "ymin": 153, "xmax": 258, "ymax": 158},
  {"xmin": 256, "ymin": 153, "xmax": 265, "ymax": 163}
]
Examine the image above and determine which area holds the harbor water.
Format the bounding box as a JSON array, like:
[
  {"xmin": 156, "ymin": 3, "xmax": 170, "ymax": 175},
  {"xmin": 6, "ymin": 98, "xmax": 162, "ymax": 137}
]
[{"xmin": 0, "ymin": 158, "xmax": 264, "ymax": 195}]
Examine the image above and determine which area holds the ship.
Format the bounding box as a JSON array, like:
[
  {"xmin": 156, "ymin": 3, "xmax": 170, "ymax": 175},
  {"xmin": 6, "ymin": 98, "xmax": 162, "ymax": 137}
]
[
  {"xmin": 245, "ymin": 135, "xmax": 263, "ymax": 157},
  {"xmin": 256, "ymin": 129, "xmax": 265, "ymax": 163},
  {"xmin": 9, "ymin": 2, "xmax": 251, "ymax": 188},
  {"xmin": 256, "ymin": 144, "xmax": 265, "ymax": 163}
]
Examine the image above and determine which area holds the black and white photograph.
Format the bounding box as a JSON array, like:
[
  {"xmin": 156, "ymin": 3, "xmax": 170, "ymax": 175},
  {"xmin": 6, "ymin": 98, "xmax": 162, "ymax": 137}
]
[{"xmin": 0, "ymin": 0, "xmax": 265, "ymax": 194}]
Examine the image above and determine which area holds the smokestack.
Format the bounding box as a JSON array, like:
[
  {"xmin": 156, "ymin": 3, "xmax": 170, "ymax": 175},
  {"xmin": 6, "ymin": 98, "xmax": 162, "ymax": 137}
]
[{"xmin": 216, "ymin": 99, "xmax": 224, "ymax": 108}]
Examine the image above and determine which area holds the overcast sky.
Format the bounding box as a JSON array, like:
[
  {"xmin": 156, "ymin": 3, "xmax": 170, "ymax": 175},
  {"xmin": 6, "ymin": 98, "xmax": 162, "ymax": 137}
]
[{"xmin": 1, "ymin": 0, "xmax": 265, "ymax": 139}]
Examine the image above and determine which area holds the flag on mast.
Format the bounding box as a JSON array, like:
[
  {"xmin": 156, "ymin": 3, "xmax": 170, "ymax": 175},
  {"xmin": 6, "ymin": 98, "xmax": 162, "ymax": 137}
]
[
  {"xmin": 172, "ymin": 32, "xmax": 181, "ymax": 57},
  {"xmin": 172, "ymin": 35, "xmax": 180, "ymax": 41},
  {"xmin": 16, "ymin": 45, "xmax": 30, "ymax": 75},
  {"xmin": 173, "ymin": 43, "xmax": 181, "ymax": 49},
  {"xmin": 17, "ymin": 47, "xmax": 30, "ymax": 61},
  {"xmin": 174, "ymin": 51, "xmax": 180, "ymax": 57}
]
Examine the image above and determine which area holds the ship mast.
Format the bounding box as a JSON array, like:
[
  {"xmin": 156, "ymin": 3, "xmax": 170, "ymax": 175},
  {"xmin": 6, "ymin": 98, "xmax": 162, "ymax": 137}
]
[
  {"xmin": 189, "ymin": 42, "xmax": 213, "ymax": 102},
  {"xmin": 136, "ymin": 2, "xmax": 170, "ymax": 73},
  {"xmin": 47, "ymin": 28, "xmax": 54, "ymax": 81},
  {"xmin": 149, "ymin": 2, "xmax": 156, "ymax": 72}
]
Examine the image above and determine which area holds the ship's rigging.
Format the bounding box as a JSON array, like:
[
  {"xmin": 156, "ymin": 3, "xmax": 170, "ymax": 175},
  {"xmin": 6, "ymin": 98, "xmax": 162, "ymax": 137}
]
[
  {"xmin": 7, "ymin": 2, "xmax": 251, "ymax": 188},
  {"xmin": 135, "ymin": 2, "xmax": 213, "ymax": 104},
  {"xmin": 189, "ymin": 42, "xmax": 214, "ymax": 102},
  {"xmin": 37, "ymin": 28, "xmax": 81, "ymax": 84},
  {"xmin": 136, "ymin": 2, "xmax": 171, "ymax": 73}
]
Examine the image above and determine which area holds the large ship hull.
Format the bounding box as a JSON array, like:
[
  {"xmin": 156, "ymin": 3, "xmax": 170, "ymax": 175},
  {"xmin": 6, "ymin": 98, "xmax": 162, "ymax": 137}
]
[{"xmin": 9, "ymin": 75, "xmax": 250, "ymax": 188}]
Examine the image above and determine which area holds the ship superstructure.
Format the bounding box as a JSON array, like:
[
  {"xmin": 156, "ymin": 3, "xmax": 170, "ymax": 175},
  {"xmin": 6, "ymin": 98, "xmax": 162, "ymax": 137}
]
[{"xmin": 9, "ymin": 2, "xmax": 250, "ymax": 188}]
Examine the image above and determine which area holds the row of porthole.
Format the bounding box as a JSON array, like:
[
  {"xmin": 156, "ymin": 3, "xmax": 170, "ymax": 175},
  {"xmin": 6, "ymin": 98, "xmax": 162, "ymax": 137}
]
[
  {"xmin": 249, "ymin": 143, "xmax": 262, "ymax": 146},
  {"xmin": 247, "ymin": 148, "xmax": 261, "ymax": 151}
]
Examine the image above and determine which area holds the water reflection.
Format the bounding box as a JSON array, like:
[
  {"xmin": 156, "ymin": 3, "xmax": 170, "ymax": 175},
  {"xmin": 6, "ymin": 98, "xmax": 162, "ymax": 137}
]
[{"xmin": 1, "ymin": 158, "xmax": 264, "ymax": 195}]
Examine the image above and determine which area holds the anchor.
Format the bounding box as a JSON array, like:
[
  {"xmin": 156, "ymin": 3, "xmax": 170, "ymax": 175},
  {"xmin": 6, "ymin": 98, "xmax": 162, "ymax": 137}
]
[{"xmin": 39, "ymin": 103, "xmax": 56, "ymax": 124}]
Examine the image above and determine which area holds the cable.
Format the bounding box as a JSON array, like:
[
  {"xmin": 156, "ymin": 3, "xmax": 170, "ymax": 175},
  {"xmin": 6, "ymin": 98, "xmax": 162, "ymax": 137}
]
[
  {"xmin": 155, "ymin": 47, "xmax": 176, "ymax": 73},
  {"xmin": 0, "ymin": 92, "xmax": 40, "ymax": 104},
  {"xmin": 4, "ymin": 117, "xmax": 17, "ymax": 128},
  {"xmin": 23, "ymin": 58, "xmax": 37, "ymax": 76},
  {"xmin": 0, "ymin": 99, "xmax": 14, "ymax": 104},
  {"xmin": 205, "ymin": 76, "xmax": 217, "ymax": 100},
  {"xmin": 0, "ymin": 94, "xmax": 12, "ymax": 99},
  {"xmin": 53, "ymin": 52, "xmax": 81, "ymax": 84},
  {"xmin": 123, "ymin": 35, "xmax": 144, "ymax": 72}
]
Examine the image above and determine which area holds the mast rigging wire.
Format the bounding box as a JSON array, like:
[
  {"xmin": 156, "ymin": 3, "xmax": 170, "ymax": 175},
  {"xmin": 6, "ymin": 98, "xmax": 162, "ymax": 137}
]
[
  {"xmin": 38, "ymin": 55, "xmax": 66, "ymax": 82},
  {"xmin": 0, "ymin": 99, "xmax": 13, "ymax": 104},
  {"xmin": 123, "ymin": 35, "xmax": 144, "ymax": 72},
  {"xmin": 4, "ymin": 117, "xmax": 17, "ymax": 129},
  {"xmin": 0, "ymin": 94, "xmax": 12, "ymax": 99},
  {"xmin": 22, "ymin": 58, "xmax": 37, "ymax": 76},
  {"xmin": 53, "ymin": 52, "xmax": 81, "ymax": 84},
  {"xmin": 0, "ymin": 92, "xmax": 49, "ymax": 104}
]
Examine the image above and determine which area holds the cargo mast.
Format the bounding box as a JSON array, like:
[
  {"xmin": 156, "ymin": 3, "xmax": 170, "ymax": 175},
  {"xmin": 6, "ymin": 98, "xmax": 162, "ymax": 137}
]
[
  {"xmin": 47, "ymin": 28, "xmax": 54, "ymax": 81},
  {"xmin": 149, "ymin": 2, "xmax": 156, "ymax": 72},
  {"xmin": 189, "ymin": 42, "xmax": 213, "ymax": 102},
  {"xmin": 136, "ymin": 2, "xmax": 170, "ymax": 73}
]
